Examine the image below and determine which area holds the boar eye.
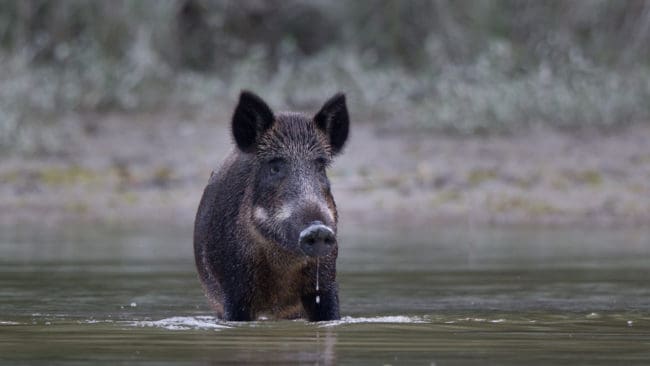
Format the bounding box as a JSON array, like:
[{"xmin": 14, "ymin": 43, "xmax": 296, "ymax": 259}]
[
  {"xmin": 315, "ymin": 157, "xmax": 328, "ymax": 172},
  {"xmin": 268, "ymin": 158, "xmax": 286, "ymax": 176}
]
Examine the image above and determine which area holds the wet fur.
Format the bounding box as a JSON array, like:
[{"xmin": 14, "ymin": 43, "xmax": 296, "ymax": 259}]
[{"xmin": 194, "ymin": 92, "xmax": 348, "ymax": 321}]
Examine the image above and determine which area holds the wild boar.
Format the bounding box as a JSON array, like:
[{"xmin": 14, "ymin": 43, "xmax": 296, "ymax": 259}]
[{"xmin": 194, "ymin": 91, "xmax": 349, "ymax": 321}]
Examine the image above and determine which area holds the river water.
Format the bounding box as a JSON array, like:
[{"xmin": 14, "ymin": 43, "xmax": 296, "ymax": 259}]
[{"xmin": 1, "ymin": 223, "xmax": 649, "ymax": 365}]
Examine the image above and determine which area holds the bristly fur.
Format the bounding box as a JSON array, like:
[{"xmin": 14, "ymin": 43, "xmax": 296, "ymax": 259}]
[
  {"xmin": 194, "ymin": 91, "xmax": 349, "ymax": 321},
  {"xmin": 257, "ymin": 112, "xmax": 333, "ymax": 160}
]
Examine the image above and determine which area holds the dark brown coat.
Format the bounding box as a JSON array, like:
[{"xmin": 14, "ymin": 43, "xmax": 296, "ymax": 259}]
[{"xmin": 194, "ymin": 91, "xmax": 349, "ymax": 321}]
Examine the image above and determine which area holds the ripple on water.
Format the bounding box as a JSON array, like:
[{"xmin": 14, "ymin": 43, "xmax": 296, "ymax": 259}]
[{"xmin": 443, "ymin": 317, "xmax": 508, "ymax": 324}]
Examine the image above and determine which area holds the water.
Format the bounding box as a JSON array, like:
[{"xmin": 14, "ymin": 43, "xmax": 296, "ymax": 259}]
[{"xmin": 1, "ymin": 223, "xmax": 649, "ymax": 365}]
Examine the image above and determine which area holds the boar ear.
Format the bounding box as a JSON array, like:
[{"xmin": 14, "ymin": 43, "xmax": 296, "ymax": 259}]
[
  {"xmin": 314, "ymin": 93, "xmax": 349, "ymax": 155},
  {"xmin": 232, "ymin": 91, "xmax": 275, "ymax": 153}
]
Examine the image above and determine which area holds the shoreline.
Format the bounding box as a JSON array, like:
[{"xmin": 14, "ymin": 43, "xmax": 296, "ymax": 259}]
[{"xmin": 1, "ymin": 111, "xmax": 649, "ymax": 230}]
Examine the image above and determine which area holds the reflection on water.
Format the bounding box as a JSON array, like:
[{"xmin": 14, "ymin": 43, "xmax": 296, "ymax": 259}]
[{"xmin": 0, "ymin": 223, "xmax": 649, "ymax": 364}]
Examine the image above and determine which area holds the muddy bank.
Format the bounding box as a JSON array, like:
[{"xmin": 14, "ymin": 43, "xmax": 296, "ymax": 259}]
[{"xmin": 1, "ymin": 111, "xmax": 649, "ymax": 229}]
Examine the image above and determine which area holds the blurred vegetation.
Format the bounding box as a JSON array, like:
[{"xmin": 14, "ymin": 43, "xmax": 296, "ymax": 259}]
[{"xmin": 1, "ymin": 0, "xmax": 650, "ymax": 152}]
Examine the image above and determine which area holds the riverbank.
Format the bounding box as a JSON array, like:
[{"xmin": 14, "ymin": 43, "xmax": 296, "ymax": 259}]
[{"xmin": 1, "ymin": 110, "xmax": 649, "ymax": 229}]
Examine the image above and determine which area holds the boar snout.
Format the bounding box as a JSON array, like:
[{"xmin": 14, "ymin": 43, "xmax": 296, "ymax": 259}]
[{"xmin": 299, "ymin": 221, "xmax": 335, "ymax": 257}]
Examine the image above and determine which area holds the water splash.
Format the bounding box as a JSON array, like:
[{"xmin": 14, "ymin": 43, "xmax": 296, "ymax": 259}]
[
  {"xmin": 128, "ymin": 316, "xmax": 230, "ymax": 331},
  {"xmin": 0, "ymin": 321, "xmax": 20, "ymax": 325},
  {"xmin": 81, "ymin": 319, "xmax": 114, "ymax": 324},
  {"xmin": 319, "ymin": 315, "xmax": 427, "ymax": 327}
]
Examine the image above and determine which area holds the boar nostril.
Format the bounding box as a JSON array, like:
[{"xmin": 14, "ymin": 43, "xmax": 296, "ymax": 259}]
[{"xmin": 299, "ymin": 223, "xmax": 335, "ymax": 257}]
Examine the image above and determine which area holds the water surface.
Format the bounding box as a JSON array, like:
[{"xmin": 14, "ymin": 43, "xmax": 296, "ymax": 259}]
[{"xmin": 1, "ymin": 223, "xmax": 649, "ymax": 364}]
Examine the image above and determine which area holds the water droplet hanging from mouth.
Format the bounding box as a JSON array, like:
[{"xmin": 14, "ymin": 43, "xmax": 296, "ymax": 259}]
[{"xmin": 315, "ymin": 258, "xmax": 320, "ymax": 304}]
